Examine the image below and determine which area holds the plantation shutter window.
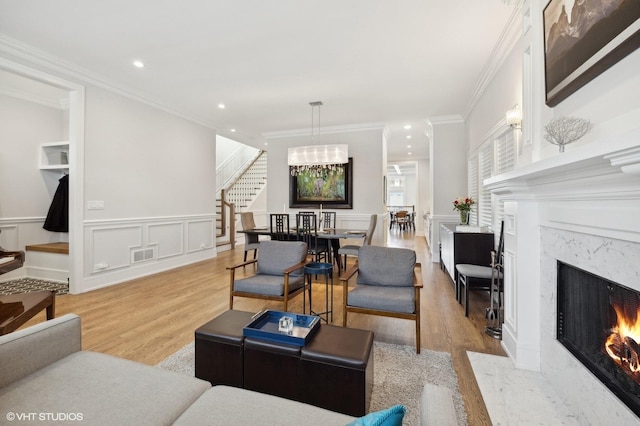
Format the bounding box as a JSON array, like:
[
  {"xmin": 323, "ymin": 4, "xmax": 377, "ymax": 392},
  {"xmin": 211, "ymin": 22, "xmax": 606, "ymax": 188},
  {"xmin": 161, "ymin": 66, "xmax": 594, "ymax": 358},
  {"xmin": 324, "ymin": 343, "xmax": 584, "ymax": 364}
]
[{"xmin": 478, "ymin": 143, "xmax": 493, "ymax": 228}]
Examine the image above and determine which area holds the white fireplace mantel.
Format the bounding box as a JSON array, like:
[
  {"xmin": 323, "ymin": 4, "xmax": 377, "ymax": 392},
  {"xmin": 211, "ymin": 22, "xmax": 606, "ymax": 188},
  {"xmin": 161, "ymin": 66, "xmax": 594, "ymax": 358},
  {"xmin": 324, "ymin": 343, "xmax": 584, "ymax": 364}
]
[
  {"xmin": 486, "ymin": 126, "xmax": 640, "ymax": 244},
  {"xmin": 481, "ymin": 126, "xmax": 640, "ymax": 424}
]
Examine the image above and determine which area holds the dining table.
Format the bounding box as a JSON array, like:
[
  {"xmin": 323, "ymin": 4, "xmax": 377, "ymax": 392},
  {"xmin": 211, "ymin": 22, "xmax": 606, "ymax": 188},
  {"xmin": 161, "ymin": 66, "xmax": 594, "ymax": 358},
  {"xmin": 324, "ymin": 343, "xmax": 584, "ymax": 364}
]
[{"xmin": 238, "ymin": 227, "xmax": 366, "ymax": 272}]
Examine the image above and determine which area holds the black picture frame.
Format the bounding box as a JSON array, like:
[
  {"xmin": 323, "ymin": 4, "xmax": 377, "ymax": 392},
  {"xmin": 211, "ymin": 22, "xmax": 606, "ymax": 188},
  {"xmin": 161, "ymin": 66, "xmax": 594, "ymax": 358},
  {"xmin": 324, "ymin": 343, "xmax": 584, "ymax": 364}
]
[
  {"xmin": 543, "ymin": 0, "xmax": 640, "ymax": 107},
  {"xmin": 289, "ymin": 158, "xmax": 353, "ymax": 209}
]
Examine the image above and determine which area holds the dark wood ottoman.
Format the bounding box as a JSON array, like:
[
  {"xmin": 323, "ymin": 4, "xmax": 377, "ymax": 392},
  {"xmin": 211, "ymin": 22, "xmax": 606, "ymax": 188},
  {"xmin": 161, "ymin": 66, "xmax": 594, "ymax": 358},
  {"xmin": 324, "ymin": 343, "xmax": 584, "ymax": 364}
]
[
  {"xmin": 243, "ymin": 337, "xmax": 301, "ymax": 401},
  {"xmin": 300, "ymin": 325, "xmax": 374, "ymax": 416},
  {"xmin": 194, "ymin": 310, "xmax": 254, "ymax": 387}
]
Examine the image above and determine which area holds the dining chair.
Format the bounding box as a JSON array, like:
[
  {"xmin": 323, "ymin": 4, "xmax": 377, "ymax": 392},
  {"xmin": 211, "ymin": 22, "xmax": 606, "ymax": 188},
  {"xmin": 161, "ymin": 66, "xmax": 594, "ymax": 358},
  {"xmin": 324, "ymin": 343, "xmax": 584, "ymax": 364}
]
[
  {"xmin": 227, "ymin": 240, "xmax": 309, "ymax": 312},
  {"xmin": 341, "ymin": 245, "xmax": 423, "ymax": 353},
  {"xmin": 295, "ymin": 213, "xmax": 328, "ymax": 263},
  {"xmin": 240, "ymin": 212, "xmax": 260, "ymax": 261},
  {"xmin": 338, "ymin": 214, "xmax": 377, "ymax": 272},
  {"xmin": 320, "ymin": 211, "xmax": 336, "ymax": 229},
  {"xmin": 388, "ymin": 211, "xmax": 397, "ymax": 230},
  {"xmin": 270, "ymin": 213, "xmax": 291, "ymax": 241},
  {"xmin": 395, "ymin": 211, "xmax": 409, "ymax": 231},
  {"xmin": 455, "ymin": 221, "xmax": 504, "ymax": 317}
]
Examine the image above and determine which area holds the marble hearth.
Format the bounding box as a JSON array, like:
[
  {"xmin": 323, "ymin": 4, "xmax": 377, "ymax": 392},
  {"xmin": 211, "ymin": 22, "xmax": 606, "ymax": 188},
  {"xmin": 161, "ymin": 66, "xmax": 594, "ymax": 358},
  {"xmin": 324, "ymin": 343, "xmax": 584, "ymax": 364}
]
[{"xmin": 478, "ymin": 127, "xmax": 640, "ymax": 424}]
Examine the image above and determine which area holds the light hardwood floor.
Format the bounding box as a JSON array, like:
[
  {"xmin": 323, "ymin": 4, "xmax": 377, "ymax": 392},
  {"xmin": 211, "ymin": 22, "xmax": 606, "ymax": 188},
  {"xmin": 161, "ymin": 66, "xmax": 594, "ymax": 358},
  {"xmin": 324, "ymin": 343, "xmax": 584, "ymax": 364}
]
[{"xmin": 22, "ymin": 230, "xmax": 505, "ymax": 425}]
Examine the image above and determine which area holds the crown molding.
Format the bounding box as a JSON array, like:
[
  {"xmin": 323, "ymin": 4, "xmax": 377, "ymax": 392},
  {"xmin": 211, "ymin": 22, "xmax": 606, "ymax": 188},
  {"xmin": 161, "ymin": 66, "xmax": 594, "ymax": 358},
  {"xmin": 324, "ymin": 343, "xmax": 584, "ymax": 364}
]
[
  {"xmin": 463, "ymin": 3, "xmax": 524, "ymax": 119},
  {"xmin": 0, "ymin": 85, "xmax": 66, "ymax": 110},
  {"xmin": 426, "ymin": 115, "xmax": 464, "ymax": 125},
  {"xmin": 262, "ymin": 122, "xmax": 387, "ymax": 140},
  {"xmin": 0, "ymin": 34, "xmax": 215, "ymax": 130}
]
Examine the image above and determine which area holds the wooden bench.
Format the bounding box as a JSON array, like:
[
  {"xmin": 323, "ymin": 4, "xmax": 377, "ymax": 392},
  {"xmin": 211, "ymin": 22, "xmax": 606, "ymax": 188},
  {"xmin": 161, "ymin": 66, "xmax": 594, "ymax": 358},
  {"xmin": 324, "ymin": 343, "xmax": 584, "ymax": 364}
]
[{"xmin": 24, "ymin": 242, "xmax": 69, "ymax": 282}]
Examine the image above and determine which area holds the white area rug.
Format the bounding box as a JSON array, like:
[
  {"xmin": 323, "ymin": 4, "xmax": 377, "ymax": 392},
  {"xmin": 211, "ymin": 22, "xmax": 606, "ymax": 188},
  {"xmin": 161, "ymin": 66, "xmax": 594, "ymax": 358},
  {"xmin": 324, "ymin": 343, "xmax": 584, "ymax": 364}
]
[{"xmin": 158, "ymin": 341, "xmax": 467, "ymax": 425}]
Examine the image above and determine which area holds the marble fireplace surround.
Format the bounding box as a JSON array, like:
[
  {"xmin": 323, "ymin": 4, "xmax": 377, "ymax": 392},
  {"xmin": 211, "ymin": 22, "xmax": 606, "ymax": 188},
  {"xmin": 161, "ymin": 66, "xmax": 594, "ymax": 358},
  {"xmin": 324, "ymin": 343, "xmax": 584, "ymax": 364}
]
[{"xmin": 483, "ymin": 127, "xmax": 640, "ymax": 424}]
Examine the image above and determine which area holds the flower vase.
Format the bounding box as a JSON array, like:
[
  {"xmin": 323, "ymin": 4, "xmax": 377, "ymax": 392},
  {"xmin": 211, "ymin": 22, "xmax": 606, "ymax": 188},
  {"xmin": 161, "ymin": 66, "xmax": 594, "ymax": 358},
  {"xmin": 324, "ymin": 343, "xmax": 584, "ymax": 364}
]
[{"xmin": 459, "ymin": 210, "xmax": 470, "ymax": 225}]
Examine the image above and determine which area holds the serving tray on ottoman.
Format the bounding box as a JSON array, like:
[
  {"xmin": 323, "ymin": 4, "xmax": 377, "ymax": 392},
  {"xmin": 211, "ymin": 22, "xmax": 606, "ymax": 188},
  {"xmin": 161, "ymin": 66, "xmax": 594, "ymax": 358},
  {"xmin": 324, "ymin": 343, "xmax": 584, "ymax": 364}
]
[{"xmin": 243, "ymin": 310, "xmax": 320, "ymax": 347}]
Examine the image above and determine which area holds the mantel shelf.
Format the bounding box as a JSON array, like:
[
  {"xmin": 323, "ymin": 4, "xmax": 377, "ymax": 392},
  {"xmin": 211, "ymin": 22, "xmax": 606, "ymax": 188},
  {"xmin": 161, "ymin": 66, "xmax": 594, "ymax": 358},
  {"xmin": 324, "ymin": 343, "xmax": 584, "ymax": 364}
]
[{"xmin": 484, "ymin": 127, "xmax": 640, "ymax": 200}]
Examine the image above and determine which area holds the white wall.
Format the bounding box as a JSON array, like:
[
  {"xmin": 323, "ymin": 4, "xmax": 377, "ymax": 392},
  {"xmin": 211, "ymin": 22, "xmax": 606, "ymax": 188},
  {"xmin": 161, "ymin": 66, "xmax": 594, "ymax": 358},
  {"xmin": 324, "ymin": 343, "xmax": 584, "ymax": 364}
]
[
  {"xmin": 429, "ymin": 120, "xmax": 466, "ymax": 216},
  {"xmin": 426, "ymin": 120, "xmax": 466, "ymax": 260},
  {"xmin": 416, "ymin": 158, "xmax": 430, "ymax": 235},
  {"xmin": 265, "ymin": 126, "xmax": 386, "ymax": 243},
  {"xmin": 0, "ymin": 56, "xmax": 219, "ymax": 292},
  {"xmin": 80, "ymin": 85, "xmax": 217, "ymax": 291},
  {"xmin": 0, "ymin": 94, "xmax": 65, "ymax": 218},
  {"xmin": 467, "ymin": 41, "xmax": 522, "ymax": 154},
  {"xmin": 216, "ymin": 135, "xmax": 245, "ymax": 168},
  {"xmin": 83, "ymin": 86, "xmax": 216, "ymax": 219}
]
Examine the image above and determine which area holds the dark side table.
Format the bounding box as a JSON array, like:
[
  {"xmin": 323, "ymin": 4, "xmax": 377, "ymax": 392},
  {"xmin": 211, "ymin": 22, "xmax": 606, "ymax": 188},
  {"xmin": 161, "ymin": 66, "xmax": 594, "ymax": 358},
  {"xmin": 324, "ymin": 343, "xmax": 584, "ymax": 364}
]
[{"xmin": 305, "ymin": 262, "xmax": 333, "ymax": 323}]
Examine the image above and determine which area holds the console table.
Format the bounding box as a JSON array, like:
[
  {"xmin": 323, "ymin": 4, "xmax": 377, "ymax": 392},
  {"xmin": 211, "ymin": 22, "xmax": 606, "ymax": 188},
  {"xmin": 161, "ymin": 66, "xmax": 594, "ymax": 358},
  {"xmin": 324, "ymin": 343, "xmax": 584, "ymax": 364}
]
[{"xmin": 439, "ymin": 224, "xmax": 494, "ymax": 283}]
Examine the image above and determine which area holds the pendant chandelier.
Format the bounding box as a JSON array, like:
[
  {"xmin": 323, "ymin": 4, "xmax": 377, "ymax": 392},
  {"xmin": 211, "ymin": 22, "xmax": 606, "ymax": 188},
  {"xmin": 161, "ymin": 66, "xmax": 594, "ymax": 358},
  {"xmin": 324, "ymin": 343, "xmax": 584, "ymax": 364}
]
[{"xmin": 288, "ymin": 101, "xmax": 348, "ymax": 176}]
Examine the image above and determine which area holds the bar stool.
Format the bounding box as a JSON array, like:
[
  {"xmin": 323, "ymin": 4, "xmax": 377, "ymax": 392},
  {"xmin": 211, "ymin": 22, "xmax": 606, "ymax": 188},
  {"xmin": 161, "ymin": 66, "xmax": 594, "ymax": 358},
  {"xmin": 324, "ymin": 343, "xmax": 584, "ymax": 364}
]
[{"xmin": 305, "ymin": 262, "xmax": 334, "ymax": 323}]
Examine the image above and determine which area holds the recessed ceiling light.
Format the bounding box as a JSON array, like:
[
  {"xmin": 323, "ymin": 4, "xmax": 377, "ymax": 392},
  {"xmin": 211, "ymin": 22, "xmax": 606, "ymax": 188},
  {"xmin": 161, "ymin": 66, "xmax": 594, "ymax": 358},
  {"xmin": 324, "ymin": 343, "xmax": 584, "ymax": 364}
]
[
  {"xmin": 403, "ymin": 124, "xmax": 412, "ymax": 130},
  {"xmin": 133, "ymin": 60, "xmax": 144, "ymax": 68},
  {"xmin": 230, "ymin": 128, "xmax": 236, "ymax": 132},
  {"xmin": 408, "ymin": 152, "xmax": 413, "ymax": 155},
  {"xmin": 406, "ymin": 135, "xmax": 412, "ymax": 139},
  {"xmin": 407, "ymin": 145, "xmax": 412, "ymax": 148},
  {"xmin": 218, "ymin": 103, "xmax": 226, "ymax": 109}
]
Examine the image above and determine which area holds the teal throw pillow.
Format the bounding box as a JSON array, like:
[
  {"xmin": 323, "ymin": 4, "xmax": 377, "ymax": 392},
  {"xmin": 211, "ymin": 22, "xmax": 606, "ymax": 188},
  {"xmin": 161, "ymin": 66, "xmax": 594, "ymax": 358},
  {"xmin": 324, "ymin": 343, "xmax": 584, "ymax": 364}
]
[{"xmin": 346, "ymin": 404, "xmax": 406, "ymax": 426}]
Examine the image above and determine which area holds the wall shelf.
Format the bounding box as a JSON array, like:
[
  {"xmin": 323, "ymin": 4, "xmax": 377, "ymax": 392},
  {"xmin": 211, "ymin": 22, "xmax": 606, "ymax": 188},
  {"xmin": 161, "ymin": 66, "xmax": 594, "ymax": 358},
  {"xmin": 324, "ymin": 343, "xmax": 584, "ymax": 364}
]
[{"xmin": 40, "ymin": 141, "xmax": 69, "ymax": 171}]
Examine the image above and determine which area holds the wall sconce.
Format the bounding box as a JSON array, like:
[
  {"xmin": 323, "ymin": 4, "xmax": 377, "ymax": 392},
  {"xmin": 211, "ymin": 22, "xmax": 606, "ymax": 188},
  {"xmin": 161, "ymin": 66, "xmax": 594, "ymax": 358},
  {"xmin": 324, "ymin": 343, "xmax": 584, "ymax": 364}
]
[{"xmin": 506, "ymin": 105, "xmax": 522, "ymax": 129}]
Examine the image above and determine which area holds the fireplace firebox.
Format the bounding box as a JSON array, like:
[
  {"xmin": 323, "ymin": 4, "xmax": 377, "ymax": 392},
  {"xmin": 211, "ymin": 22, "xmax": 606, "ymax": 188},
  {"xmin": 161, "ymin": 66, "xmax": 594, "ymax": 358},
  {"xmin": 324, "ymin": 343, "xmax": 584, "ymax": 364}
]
[{"xmin": 557, "ymin": 261, "xmax": 640, "ymax": 417}]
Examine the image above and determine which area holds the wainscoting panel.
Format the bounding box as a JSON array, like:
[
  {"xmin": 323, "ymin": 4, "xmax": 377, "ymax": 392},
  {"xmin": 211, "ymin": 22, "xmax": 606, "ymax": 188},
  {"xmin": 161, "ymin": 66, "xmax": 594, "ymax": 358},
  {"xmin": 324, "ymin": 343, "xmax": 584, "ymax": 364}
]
[
  {"xmin": 80, "ymin": 215, "xmax": 216, "ymax": 293},
  {"xmin": 0, "ymin": 224, "xmax": 19, "ymax": 249},
  {"xmin": 186, "ymin": 219, "xmax": 214, "ymax": 253},
  {"xmin": 89, "ymin": 225, "xmax": 143, "ymax": 273},
  {"xmin": 148, "ymin": 221, "xmax": 184, "ymax": 259}
]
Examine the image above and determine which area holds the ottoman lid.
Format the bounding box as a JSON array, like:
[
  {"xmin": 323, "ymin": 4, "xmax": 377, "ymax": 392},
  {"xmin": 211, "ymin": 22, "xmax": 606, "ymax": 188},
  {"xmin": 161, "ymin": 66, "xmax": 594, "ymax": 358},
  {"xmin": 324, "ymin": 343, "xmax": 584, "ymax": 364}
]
[
  {"xmin": 245, "ymin": 337, "xmax": 301, "ymax": 356},
  {"xmin": 301, "ymin": 325, "xmax": 374, "ymax": 369},
  {"xmin": 195, "ymin": 310, "xmax": 255, "ymax": 345}
]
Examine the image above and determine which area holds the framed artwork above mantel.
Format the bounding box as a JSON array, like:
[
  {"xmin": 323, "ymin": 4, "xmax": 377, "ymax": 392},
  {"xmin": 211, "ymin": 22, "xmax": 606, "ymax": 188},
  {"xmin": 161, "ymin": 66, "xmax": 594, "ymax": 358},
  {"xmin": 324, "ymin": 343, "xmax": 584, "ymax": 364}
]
[
  {"xmin": 543, "ymin": 0, "xmax": 640, "ymax": 106},
  {"xmin": 289, "ymin": 158, "xmax": 353, "ymax": 209}
]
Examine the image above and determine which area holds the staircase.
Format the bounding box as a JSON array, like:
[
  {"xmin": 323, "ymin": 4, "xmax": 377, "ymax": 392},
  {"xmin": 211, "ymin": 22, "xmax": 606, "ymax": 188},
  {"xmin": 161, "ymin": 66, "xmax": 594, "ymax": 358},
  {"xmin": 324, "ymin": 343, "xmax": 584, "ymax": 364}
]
[
  {"xmin": 225, "ymin": 151, "xmax": 267, "ymax": 210},
  {"xmin": 216, "ymin": 150, "xmax": 267, "ymax": 243}
]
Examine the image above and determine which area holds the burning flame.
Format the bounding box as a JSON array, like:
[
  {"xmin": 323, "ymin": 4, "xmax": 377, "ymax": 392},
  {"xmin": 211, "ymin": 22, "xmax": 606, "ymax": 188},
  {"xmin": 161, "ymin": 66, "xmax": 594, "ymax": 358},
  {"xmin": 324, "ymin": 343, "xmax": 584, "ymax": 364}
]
[{"xmin": 605, "ymin": 304, "xmax": 640, "ymax": 380}]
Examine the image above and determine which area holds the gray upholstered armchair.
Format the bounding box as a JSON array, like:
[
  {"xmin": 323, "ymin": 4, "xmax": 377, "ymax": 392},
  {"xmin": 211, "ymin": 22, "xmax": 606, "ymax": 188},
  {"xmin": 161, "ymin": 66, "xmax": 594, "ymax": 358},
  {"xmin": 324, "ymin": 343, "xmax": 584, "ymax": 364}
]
[
  {"xmin": 227, "ymin": 240, "xmax": 308, "ymax": 312},
  {"xmin": 340, "ymin": 245, "xmax": 423, "ymax": 353}
]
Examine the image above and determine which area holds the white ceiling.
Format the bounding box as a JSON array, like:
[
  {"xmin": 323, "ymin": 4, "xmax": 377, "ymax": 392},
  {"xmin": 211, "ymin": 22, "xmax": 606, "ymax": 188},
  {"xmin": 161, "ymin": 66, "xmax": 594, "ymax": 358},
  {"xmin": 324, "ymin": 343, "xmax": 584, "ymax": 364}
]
[{"xmin": 0, "ymin": 0, "xmax": 516, "ymax": 161}]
